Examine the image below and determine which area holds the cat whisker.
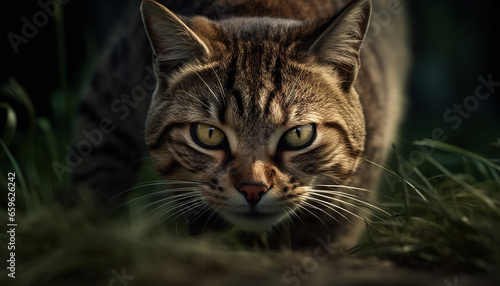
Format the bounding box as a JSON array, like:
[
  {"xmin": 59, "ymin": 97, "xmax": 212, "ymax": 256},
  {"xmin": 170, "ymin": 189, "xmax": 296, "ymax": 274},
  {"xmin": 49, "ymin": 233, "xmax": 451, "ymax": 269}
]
[
  {"xmin": 308, "ymin": 191, "xmax": 371, "ymax": 217},
  {"xmin": 193, "ymin": 70, "xmax": 223, "ymax": 107},
  {"xmin": 148, "ymin": 198, "xmax": 205, "ymax": 223},
  {"xmin": 295, "ymin": 203, "xmax": 330, "ymax": 231},
  {"xmin": 202, "ymin": 207, "xmax": 218, "ymax": 232},
  {"xmin": 281, "ymin": 204, "xmax": 306, "ymax": 230},
  {"xmin": 303, "ymin": 193, "xmax": 364, "ymax": 221},
  {"xmin": 164, "ymin": 200, "xmax": 207, "ymax": 225},
  {"xmin": 202, "ymin": 204, "xmax": 225, "ymax": 232},
  {"xmin": 211, "ymin": 208, "xmax": 226, "ymax": 230},
  {"xmin": 311, "ymin": 186, "xmax": 397, "ymax": 203},
  {"xmin": 312, "ymin": 184, "xmax": 373, "ymax": 193},
  {"xmin": 302, "ymin": 200, "xmax": 342, "ymax": 225},
  {"xmin": 211, "ymin": 66, "xmax": 227, "ymax": 106},
  {"xmin": 308, "ymin": 189, "xmax": 391, "ymax": 217},
  {"xmin": 279, "ymin": 206, "xmax": 293, "ymax": 225},
  {"xmin": 300, "ymin": 195, "xmax": 350, "ymax": 225},
  {"xmin": 308, "ymin": 192, "xmax": 388, "ymax": 222},
  {"xmin": 126, "ymin": 186, "xmax": 201, "ymax": 204},
  {"xmin": 285, "ymin": 70, "xmax": 303, "ymax": 105},
  {"xmin": 110, "ymin": 186, "xmax": 202, "ymax": 214},
  {"xmin": 111, "ymin": 180, "xmax": 202, "ymax": 200},
  {"xmin": 137, "ymin": 197, "xmax": 201, "ymax": 224},
  {"xmin": 179, "ymin": 90, "xmax": 212, "ymax": 110},
  {"xmin": 143, "ymin": 196, "xmax": 204, "ymax": 222},
  {"xmin": 282, "ymin": 205, "xmax": 300, "ymax": 223},
  {"xmin": 327, "ymin": 193, "xmax": 388, "ymax": 217},
  {"xmin": 285, "ymin": 204, "xmax": 306, "ymax": 228},
  {"xmin": 128, "ymin": 190, "xmax": 202, "ymax": 220},
  {"xmin": 186, "ymin": 204, "xmax": 214, "ymax": 229},
  {"xmin": 324, "ymin": 191, "xmax": 389, "ymax": 216}
]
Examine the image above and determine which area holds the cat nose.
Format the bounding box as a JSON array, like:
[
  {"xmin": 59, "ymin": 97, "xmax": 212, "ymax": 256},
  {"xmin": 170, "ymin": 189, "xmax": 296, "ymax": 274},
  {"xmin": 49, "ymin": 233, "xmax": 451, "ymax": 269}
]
[{"xmin": 238, "ymin": 184, "xmax": 268, "ymax": 205}]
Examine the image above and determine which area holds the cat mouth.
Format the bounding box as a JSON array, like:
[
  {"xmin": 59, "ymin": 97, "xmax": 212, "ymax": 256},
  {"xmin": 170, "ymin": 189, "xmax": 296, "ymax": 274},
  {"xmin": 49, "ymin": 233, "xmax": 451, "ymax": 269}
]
[
  {"xmin": 237, "ymin": 211, "xmax": 280, "ymax": 219},
  {"xmin": 221, "ymin": 210, "xmax": 288, "ymax": 231}
]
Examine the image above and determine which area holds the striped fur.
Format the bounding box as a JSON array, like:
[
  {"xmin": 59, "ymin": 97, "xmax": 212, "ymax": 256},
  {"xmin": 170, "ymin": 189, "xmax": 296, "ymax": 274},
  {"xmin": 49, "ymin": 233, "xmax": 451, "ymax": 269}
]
[{"xmin": 74, "ymin": 0, "xmax": 409, "ymax": 248}]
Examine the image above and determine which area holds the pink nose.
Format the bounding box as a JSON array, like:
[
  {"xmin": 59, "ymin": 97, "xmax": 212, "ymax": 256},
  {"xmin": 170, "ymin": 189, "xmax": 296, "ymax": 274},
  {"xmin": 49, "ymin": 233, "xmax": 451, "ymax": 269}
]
[{"xmin": 238, "ymin": 184, "xmax": 268, "ymax": 204}]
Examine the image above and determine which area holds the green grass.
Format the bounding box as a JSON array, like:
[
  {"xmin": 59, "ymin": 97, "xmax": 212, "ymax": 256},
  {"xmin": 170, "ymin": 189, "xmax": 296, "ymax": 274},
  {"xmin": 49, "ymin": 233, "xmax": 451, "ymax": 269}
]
[
  {"xmin": 0, "ymin": 79, "xmax": 73, "ymax": 211},
  {"xmin": 353, "ymin": 140, "xmax": 500, "ymax": 273}
]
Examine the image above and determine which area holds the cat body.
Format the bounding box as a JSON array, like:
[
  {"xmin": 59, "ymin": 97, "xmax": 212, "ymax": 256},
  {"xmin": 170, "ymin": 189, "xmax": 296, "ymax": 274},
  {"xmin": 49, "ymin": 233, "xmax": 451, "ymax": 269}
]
[{"xmin": 74, "ymin": 0, "xmax": 409, "ymax": 248}]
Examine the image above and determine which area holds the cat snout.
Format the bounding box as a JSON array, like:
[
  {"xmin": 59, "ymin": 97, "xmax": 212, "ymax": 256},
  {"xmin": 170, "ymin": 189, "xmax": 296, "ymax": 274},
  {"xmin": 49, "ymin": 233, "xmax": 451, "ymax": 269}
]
[{"xmin": 238, "ymin": 183, "xmax": 269, "ymax": 205}]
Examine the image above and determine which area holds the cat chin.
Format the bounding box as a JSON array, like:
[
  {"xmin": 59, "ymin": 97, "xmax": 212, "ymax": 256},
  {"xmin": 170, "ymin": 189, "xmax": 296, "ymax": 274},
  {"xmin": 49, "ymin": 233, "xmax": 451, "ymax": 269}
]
[{"xmin": 221, "ymin": 211, "xmax": 289, "ymax": 232}]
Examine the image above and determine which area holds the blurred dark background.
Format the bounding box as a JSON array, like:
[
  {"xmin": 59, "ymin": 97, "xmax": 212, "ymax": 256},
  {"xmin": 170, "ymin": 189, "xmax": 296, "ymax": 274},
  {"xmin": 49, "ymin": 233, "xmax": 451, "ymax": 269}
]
[{"xmin": 1, "ymin": 0, "xmax": 499, "ymax": 157}]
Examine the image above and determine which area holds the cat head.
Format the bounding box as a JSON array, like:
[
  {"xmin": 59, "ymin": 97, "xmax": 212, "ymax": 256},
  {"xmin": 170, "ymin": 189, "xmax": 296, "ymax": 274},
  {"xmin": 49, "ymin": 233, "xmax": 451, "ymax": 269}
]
[{"xmin": 141, "ymin": 0, "xmax": 371, "ymax": 231}]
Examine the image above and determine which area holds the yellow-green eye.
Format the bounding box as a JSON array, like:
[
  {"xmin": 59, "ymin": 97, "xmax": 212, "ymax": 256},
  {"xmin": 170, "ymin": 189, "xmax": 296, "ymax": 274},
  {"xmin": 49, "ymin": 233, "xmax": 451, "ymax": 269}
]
[
  {"xmin": 281, "ymin": 124, "xmax": 316, "ymax": 149},
  {"xmin": 191, "ymin": 123, "xmax": 226, "ymax": 149}
]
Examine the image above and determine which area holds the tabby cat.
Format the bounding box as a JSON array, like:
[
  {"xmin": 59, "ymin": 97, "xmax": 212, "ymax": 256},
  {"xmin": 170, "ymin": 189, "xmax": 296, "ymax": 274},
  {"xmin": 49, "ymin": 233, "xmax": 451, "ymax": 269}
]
[{"xmin": 74, "ymin": 0, "xmax": 409, "ymax": 249}]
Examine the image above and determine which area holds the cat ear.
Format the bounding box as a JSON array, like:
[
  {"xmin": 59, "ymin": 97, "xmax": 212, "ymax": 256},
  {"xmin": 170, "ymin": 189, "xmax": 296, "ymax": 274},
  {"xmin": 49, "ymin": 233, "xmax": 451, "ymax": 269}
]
[
  {"xmin": 308, "ymin": 0, "xmax": 372, "ymax": 91},
  {"xmin": 140, "ymin": 0, "xmax": 211, "ymax": 72}
]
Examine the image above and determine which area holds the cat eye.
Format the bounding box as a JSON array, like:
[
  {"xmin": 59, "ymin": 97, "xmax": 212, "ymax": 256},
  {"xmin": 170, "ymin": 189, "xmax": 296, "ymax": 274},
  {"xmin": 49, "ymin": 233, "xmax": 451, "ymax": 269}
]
[
  {"xmin": 281, "ymin": 124, "xmax": 316, "ymax": 149},
  {"xmin": 191, "ymin": 123, "xmax": 226, "ymax": 149}
]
